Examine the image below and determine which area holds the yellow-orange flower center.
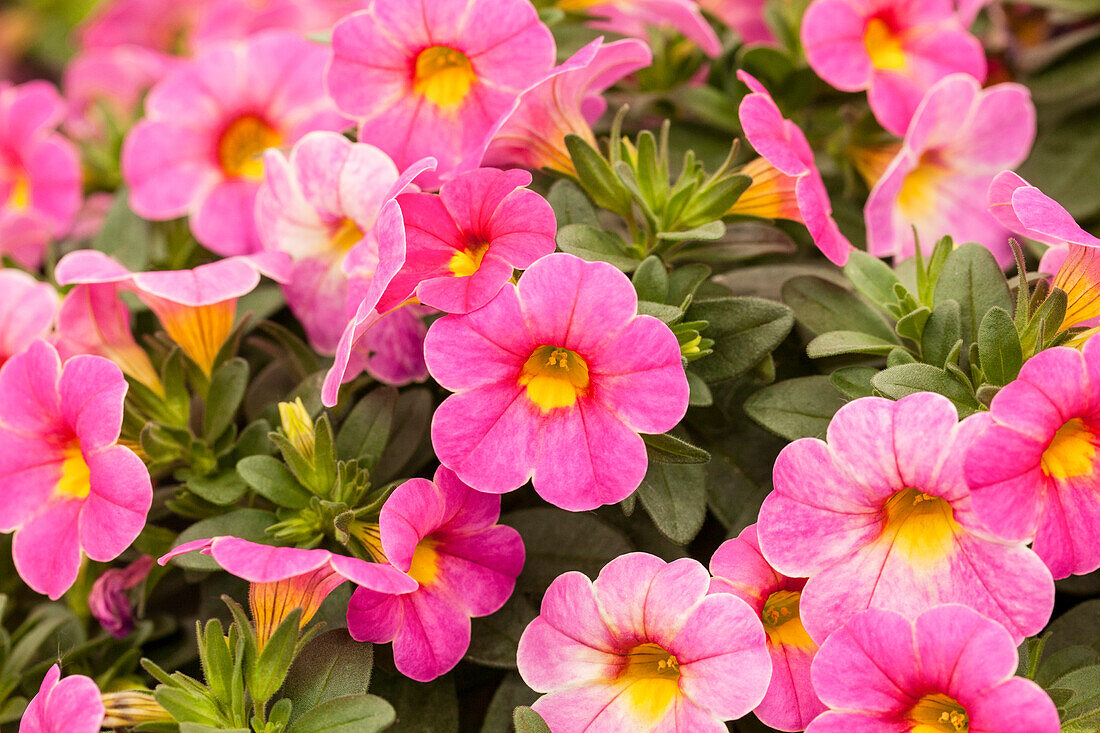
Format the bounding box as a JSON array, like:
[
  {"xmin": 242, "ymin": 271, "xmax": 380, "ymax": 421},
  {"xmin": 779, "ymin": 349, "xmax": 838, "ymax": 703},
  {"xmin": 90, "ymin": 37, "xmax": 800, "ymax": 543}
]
[
  {"xmin": 414, "ymin": 46, "xmax": 476, "ymax": 109},
  {"xmin": 56, "ymin": 446, "xmax": 91, "ymax": 500},
  {"xmin": 761, "ymin": 590, "xmax": 816, "ymax": 648},
  {"xmin": 619, "ymin": 643, "xmax": 681, "ymax": 725},
  {"xmin": 330, "ymin": 218, "xmax": 363, "ymax": 253},
  {"xmin": 880, "ymin": 488, "xmax": 960, "ymax": 565},
  {"xmin": 728, "ymin": 157, "xmax": 802, "ymax": 222},
  {"xmin": 519, "ymin": 345, "xmax": 590, "ymax": 413},
  {"xmin": 6, "ymin": 171, "xmax": 30, "ymax": 210},
  {"xmin": 1042, "ymin": 418, "xmax": 1096, "ymax": 479},
  {"xmin": 218, "ymin": 115, "xmax": 281, "ymax": 178},
  {"xmin": 909, "ymin": 693, "xmax": 970, "ymax": 733},
  {"xmin": 448, "ymin": 243, "xmax": 489, "ymax": 277},
  {"xmin": 349, "ymin": 521, "xmax": 440, "ymax": 586},
  {"xmin": 864, "ymin": 18, "xmax": 907, "ymax": 70},
  {"xmin": 898, "ymin": 158, "xmax": 948, "ymax": 220}
]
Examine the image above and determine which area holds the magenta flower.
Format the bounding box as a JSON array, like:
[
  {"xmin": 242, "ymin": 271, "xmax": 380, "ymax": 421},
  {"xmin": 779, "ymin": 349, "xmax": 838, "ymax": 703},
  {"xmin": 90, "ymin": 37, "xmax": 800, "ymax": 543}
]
[
  {"xmin": 806, "ymin": 605, "xmax": 1059, "ymax": 733},
  {"xmin": 569, "ymin": 0, "xmax": 722, "ymax": 57},
  {"xmin": 381, "ymin": 168, "xmax": 555, "ymax": 314},
  {"xmin": 62, "ymin": 46, "xmax": 174, "ymax": 143},
  {"xmin": 965, "ymin": 338, "xmax": 1100, "ymax": 579},
  {"xmin": 424, "ymin": 252, "xmax": 689, "ymax": 510},
  {"xmin": 326, "ymin": 0, "xmax": 556, "ymax": 183},
  {"xmin": 801, "ymin": 0, "xmax": 986, "ymax": 135},
  {"xmin": 698, "ymin": 0, "xmax": 775, "ymax": 45},
  {"xmin": 731, "ymin": 71, "xmax": 853, "ymax": 266},
  {"xmin": 55, "ymin": 249, "xmax": 291, "ymax": 375},
  {"xmin": 0, "ymin": 81, "xmax": 82, "ymax": 269},
  {"xmin": 77, "ymin": 0, "xmax": 211, "ymax": 54},
  {"xmin": 0, "ymin": 341, "xmax": 152, "ymax": 599},
  {"xmin": 339, "ymin": 304, "xmax": 431, "ymax": 387},
  {"xmin": 709, "ymin": 524, "xmax": 824, "ymax": 731},
  {"xmin": 757, "ymin": 392, "xmax": 1054, "ymax": 644},
  {"xmin": 473, "ymin": 38, "xmax": 652, "ymax": 177},
  {"xmin": 517, "ymin": 552, "xmax": 771, "ymax": 732},
  {"xmin": 19, "ymin": 665, "xmax": 104, "ymax": 733},
  {"xmin": 346, "ymin": 467, "xmax": 524, "ymax": 681},
  {"xmin": 121, "ymin": 31, "xmax": 348, "ymax": 256},
  {"xmin": 89, "ymin": 555, "xmax": 154, "ymax": 638},
  {"xmin": 863, "ymin": 74, "xmax": 1035, "ymax": 263},
  {"xmin": 0, "ymin": 269, "xmax": 58, "ymax": 364}
]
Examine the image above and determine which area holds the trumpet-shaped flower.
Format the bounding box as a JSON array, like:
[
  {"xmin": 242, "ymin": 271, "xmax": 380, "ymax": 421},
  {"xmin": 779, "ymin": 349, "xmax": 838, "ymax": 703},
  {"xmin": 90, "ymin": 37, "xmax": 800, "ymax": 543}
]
[
  {"xmin": 0, "ymin": 341, "xmax": 152, "ymax": 599},
  {"xmin": 474, "ymin": 38, "xmax": 652, "ymax": 176},
  {"xmin": 0, "ymin": 81, "xmax": 82, "ymax": 268},
  {"xmin": 730, "ymin": 72, "xmax": 852, "ymax": 266},
  {"xmin": 863, "ymin": 75, "xmax": 1035, "ymax": 263},
  {"xmin": 757, "ymin": 392, "xmax": 1054, "ymax": 644},
  {"xmin": 380, "ymin": 168, "xmax": 555, "ymax": 314},
  {"xmin": 19, "ymin": 666, "xmax": 104, "ymax": 733},
  {"xmin": 160, "ymin": 535, "xmax": 418, "ymax": 648},
  {"xmin": 801, "ymin": 0, "xmax": 986, "ymax": 135},
  {"xmin": 326, "ymin": 0, "xmax": 556, "ymax": 184},
  {"xmin": 54, "ymin": 250, "xmax": 290, "ymax": 375},
  {"xmin": 121, "ymin": 31, "xmax": 348, "ymax": 256},
  {"xmin": 805, "ymin": 605, "xmax": 1060, "ymax": 733},
  {"xmin": 517, "ymin": 552, "xmax": 771, "ymax": 732},
  {"xmin": 346, "ymin": 467, "xmax": 524, "ymax": 681},
  {"xmin": 561, "ymin": 0, "xmax": 721, "ymax": 57},
  {"xmin": 424, "ymin": 252, "xmax": 689, "ymax": 510},
  {"xmin": 709, "ymin": 525, "xmax": 824, "ymax": 731},
  {"xmin": 0, "ymin": 269, "xmax": 58, "ymax": 364},
  {"xmin": 88, "ymin": 555, "xmax": 154, "ymax": 638},
  {"xmin": 698, "ymin": 0, "xmax": 774, "ymax": 45},
  {"xmin": 965, "ymin": 338, "xmax": 1100, "ymax": 578}
]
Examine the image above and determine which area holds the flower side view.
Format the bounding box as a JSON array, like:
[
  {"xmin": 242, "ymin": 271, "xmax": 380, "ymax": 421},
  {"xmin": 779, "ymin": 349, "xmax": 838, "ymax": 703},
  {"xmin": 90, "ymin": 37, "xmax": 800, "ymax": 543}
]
[
  {"xmin": 425, "ymin": 252, "xmax": 689, "ymax": 510},
  {"xmin": 0, "ymin": 341, "xmax": 152, "ymax": 599},
  {"xmin": 19, "ymin": 665, "xmax": 104, "ymax": 733},
  {"xmin": 565, "ymin": 0, "xmax": 722, "ymax": 57},
  {"xmin": 757, "ymin": 392, "xmax": 1054, "ymax": 644},
  {"xmin": 805, "ymin": 605, "xmax": 1060, "ymax": 733},
  {"xmin": 0, "ymin": 269, "xmax": 58, "ymax": 364},
  {"xmin": 698, "ymin": 0, "xmax": 775, "ymax": 45},
  {"xmin": 517, "ymin": 552, "xmax": 772, "ymax": 732}
]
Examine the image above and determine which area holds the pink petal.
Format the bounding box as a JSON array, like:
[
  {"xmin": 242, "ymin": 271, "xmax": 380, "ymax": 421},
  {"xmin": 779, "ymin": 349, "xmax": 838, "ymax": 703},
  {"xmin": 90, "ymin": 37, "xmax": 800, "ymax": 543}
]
[
  {"xmin": 810, "ymin": 608, "xmax": 917, "ymax": 712},
  {"xmin": 966, "ymin": 677, "xmax": 1060, "ymax": 733},
  {"xmin": 14, "ymin": 498, "xmax": 83, "ymax": 599},
  {"xmin": 79, "ymin": 445, "xmax": 152, "ymax": 562},
  {"xmin": 391, "ymin": 585, "xmax": 471, "ymax": 682}
]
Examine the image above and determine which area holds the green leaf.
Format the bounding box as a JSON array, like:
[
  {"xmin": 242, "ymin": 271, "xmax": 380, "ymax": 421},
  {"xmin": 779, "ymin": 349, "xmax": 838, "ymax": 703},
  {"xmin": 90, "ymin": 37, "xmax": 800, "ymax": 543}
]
[
  {"xmin": 637, "ymin": 301, "xmax": 683, "ymax": 323},
  {"xmin": 871, "ymin": 364, "xmax": 981, "ymax": 416},
  {"xmin": 186, "ymin": 472, "xmax": 249, "ymax": 506},
  {"xmin": 564, "ymin": 134, "xmax": 632, "ymax": 216},
  {"xmin": 92, "ymin": 189, "xmax": 157, "ymax": 270},
  {"xmin": 806, "ymin": 331, "xmax": 899, "ymax": 358},
  {"xmin": 203, "ymin": 358, "xmax": 249, "ymax": 441},
  {"xmin": 844, "ymin": 251, "xmax": 905, "ymax": 310},
  {"xmin": 656, "ymin": 221, "xmax": 726, "ymax": 242},
  {"xmin": 479, "ymin": 674, "xmax": 539, "ymax": 733},
  {"xmin": 637, "ymin": 462, "xmax": 707, "ymax": 545},
  {"xmin": 686, "ymin": 297, "xmax": 794, "ymax": 383},
  {"xmin": 830, "ymin": 366, "xmax": 879, "ymax": 399},
  {"xmin": 642, "ymin": 432, "xmax": 711, "ymax": 464},
  {"xmin": 781, "ymin": 275, "xmax": 897, "ymax": 340},
  {"xmin": 633, "ymin": 256, "xmax": 669, "ymax": 303},
  {"xmin": 286, "ymin": 694, "xmax": 395, "ymax": 733},
  {"xmin": 933, "ymin": 243, "xmax": 1013, "ymax": 364},
  {"xmin": 373, "ymin": 387, "xmax": 434, "ymax": 485},
  {"xmin": 335, "ymin": 386, "xmax": 397, "ymax": 467},
  {"xmin": 514, "ymin": 707, "xmax": 552, "ymax": 733},
  {"xmin": 168, "ymin": 509, "xmax": 278, "ymax": 571},
  {"xmin": 744, "ymin": 376, "xmax": 847, "ymax": 440},
  {"xmin": 667, "ymin": 264, "xmax": 711, "ymax": 307},
  {"xmin": 546, "ymin": 179, "xmax": 599, "ymax": 228},
  {"xmin": 555, "ymin": 224, "xmax": 640, "ymax": 272},
  {"xmin": 248, "ymin": 608, "xmax": 302, "ymax": 703},
  {"xmin": 505, "ymin": 509, "xmax": 632, "ymax": 592},
  {"xmin": 978, "ymin": 306, "xmax": 1023, "ymax": 386},
  {"xmin": 283, "ymin": 630, "xmax": 373, "ymax": 725},
  {"xmin": 1044, "ymin": 600, "xmax": 1100, "ymax": 657},
  {"xmin": 467, "ymin": 594, "xmax": 539, "ymax": 669},
  {"xmin": 921, "ymin": 300, "xmax": 962, "ymax": 368},
  {"xmin": 237, "ymin": 455, "xmax": 311, "ymax": 509},
  {"xmin": 367, "ymin": 666, "xmax": 458, "ymax": 733},
  {"xmin": 1018, "ymin": 110, "xmax": 1100, "ymax": 219}
]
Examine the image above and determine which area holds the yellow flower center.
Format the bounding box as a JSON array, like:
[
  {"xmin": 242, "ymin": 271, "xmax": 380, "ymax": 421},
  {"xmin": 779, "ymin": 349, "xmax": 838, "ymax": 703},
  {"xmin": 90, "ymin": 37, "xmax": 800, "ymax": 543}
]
[
  {"xmin": 864, "ymin": 18, "xmax": 907, "ymax": 70},
  {"xmin": 330, "ymin": 218, "xmax": 363, "ymax": 253},
  {"xmin": 6, "ymin": 172, "xmax": 30, "ymax": 210},
  {"xmin": 620, "ymin": 643, "xmax": 681, "ymax": 725},
  {"xmin": 56, "ymin": 446, "xmax": 91, "ymax": 500},
  {"xmin": 849, "ymin": 142, "xmax": 903, "ymax": 188},
  {"xmin": 880, "ymin": 488, "xmax": 960, "ymax": 565},
  {"xmin": 413, "ymin": 46, "xmax": 476, "ymax": 109},
  {"xmin": 448, "ymin": 243, "xmax": 489, "ymax": 277},
  {"xmin": 1042, "ymin": 418, "xmax": 1096, "ymax": 479},
  {"xmin": 910, "ymin": 693, "xmax": 970, "ymax": 733},
  {"xmin": 728, "ymin": 157, "xmax": 802, "ymax": 222},
  {"xmin": 217, "ymin": 115, "xmax": 281, "ymax": 178},
  {"xmin": 408, "ymin": 539, "xmax": 440, "ymax": 586},
  {"xmin": 898, "ymin": 159, "xmax": 947, "ymax": 220},
  {"xmin": 761, "ymin": 590, "xmax": 816, "ymax": 648},
  {"xmin": 519, "ymin": 345, "xmax": 590, "ymax": 413}
]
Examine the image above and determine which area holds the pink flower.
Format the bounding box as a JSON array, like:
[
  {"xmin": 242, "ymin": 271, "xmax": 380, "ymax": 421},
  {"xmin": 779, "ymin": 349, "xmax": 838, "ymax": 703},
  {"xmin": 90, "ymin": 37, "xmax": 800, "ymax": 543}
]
[
  {"xmin": 340, "ymin": 305, "xmax": 431, "ymax": 387},
  {"xmin": 63, "ymin": 46, "xmax": 175, "ymax": 143},
  {"xmin": 473, "ymin": 38, "xmax": 652, "ymax": 176},
  {"xmin": 0, "ymin": 81, "xmax": 82, "ymax": 269},
  {"xmin": 730, "ymin": 71, "xmax": 852, "ymax": 266},
  {"xmin": 326, "ymin": 0, "xmax": 556, "ymax": 184},
  {"xmin": 88, "ymin": 555, "xmax": 154, "ymax": 638},
  {"xmin": 863, "ymin": 74, "xmax": 1035, "ymax": 263},
  {"xmin": 346, "ymin": 467, "xmax": 524, "ymax": 681},
  {"xmin": 517, "ymin": 552, "xmax": 772, "ymax": 732},
  {"xmin": 709, "ymin": 524, "xmax": 824, "ymax": 731},
  {"xmin": 121, "ymin": 31, "xmax": 348, "ymax": 256},
  {"xmin": 380, "ymin": 168, "xmax": 555, "ymax": 314},
  {"xmin": 424, "ymin": 252, "xmax": 689, "ymax": 510},
  {"xmin": 698, "ymin": 0, "xmax": 775, "ymax": 45},
  {"xmin": 0, "ymin": 269, "xmax": 58, "ymax": 364},
  {"xmin": 965, "ymin": 338, "xmax": 1100, "ymax": 579},
  {"xmin": 19, "ymin": 665, "xmax": 104, "ymax": 733},
  {"xmin": 0, "ymin": 341, "xmax": 152, "ymax": 599},
  {"xmin": 77, "ymin": 0, "xmax": 211, "ymax": 55},
  {"xmin": 801, "ymin": 0, "xmax": 986, "ymax": 135},
  {"xmin": 805, "ymin": 605, "xmax": 1059, "ymax": 733},
  {"xmin": 569, "ymin": 0, "xmax": 722, "ymax": 57},
  {"xmin": 160, "ymin": 535, "xmax": 417, "ymax": 648},
  {"xmin": 757, "ymin": 392, "xmax": 1054, "ymax": 644},
  {"xmin": 55, "ymin": 249, "xmax": 291, "ymax": 375}
]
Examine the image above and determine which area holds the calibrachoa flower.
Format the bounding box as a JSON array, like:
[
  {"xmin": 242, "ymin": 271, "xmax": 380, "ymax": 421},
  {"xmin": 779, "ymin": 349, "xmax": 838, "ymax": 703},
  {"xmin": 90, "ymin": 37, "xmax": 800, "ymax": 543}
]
[
  {"xmin": 89, "ymin": 555, "xmax": 154, "ymax": 638},
  {"xmin": 77, "ymin": 0, "xmax": 212, "ymax": 54},
  {"xmin": 19, "ymin": 665, "xmax": 104, "ymax": 733},
  {"xmin": 380, "ymin": 167, "xmax": 556, "ymax": 314},
  {"xmin": 0, "ymin": 81, "xmax": 82, "ymax": 268},
  {"xmin": 862, "ymin": 74, "xmax": 1035, "ymax": 263},
  {"xmin": 122, "ymin": 31, "xmax": 348, "ymax": 255},
  {"xmin": 965, "ymin": 337, "xmax": 1100, "ymax": 579},
  {"xmin": 326, "ymin": 0, "xmax": 556, "ymax": 183},
  {"xmin": 340, "ymin": 304, "xmax": 431, "ymax": 387},
  {"xmin": 698, "ymin": 0, "xmax": 774, "ymax": 45},
  {"xmin": 160, "ymin": 535, "xmax": 418, "ymax": 648},
  {"xmin": 757, "ymin": 392, "xmax": 1054, "ymax": 644},
  {"xmin": 806, "ymin": 605, "xmax": 1060, "ymax": 733},
  {"xmin": 801, "ymin": 0, "xmax": 986, "ymax": 135},
  {"xmin": 517, "ymin": 552, "xmax": 771, "ymax": 732},
  {"xmin": 0, "ymin": 269, "xmax": 58, "ymax": 364},
  {"xmin": 562, "ymin": 0, "xmax": 722, "ymax": 57},
  {"xmin": 54, "ymin": 249, "xmax": 291, "ymax": 375},
  {"xmin": 474, "ymin": 38, "xmax": 652, "ymax": 176},
  {"xmin": 730, "ymin": 71, "xmax": 853, "ymax": 266},
  {"xmin": 346, "ymin": 467, "xmax": 524, "ymax": 682},
  {"xmin": 424, "ymin": 252, "xmax": 689, "ymax": 510},
  {"xmin": 0, "ymin": 341, "xmax": 152, "ymax": 599},
  {"xmin": 63, "ymin": 46, "xmax": 174, "ymax": 143},
  {"xmin": 709, "ymin": 525, "xmax": 824, "ymax": 731}
]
